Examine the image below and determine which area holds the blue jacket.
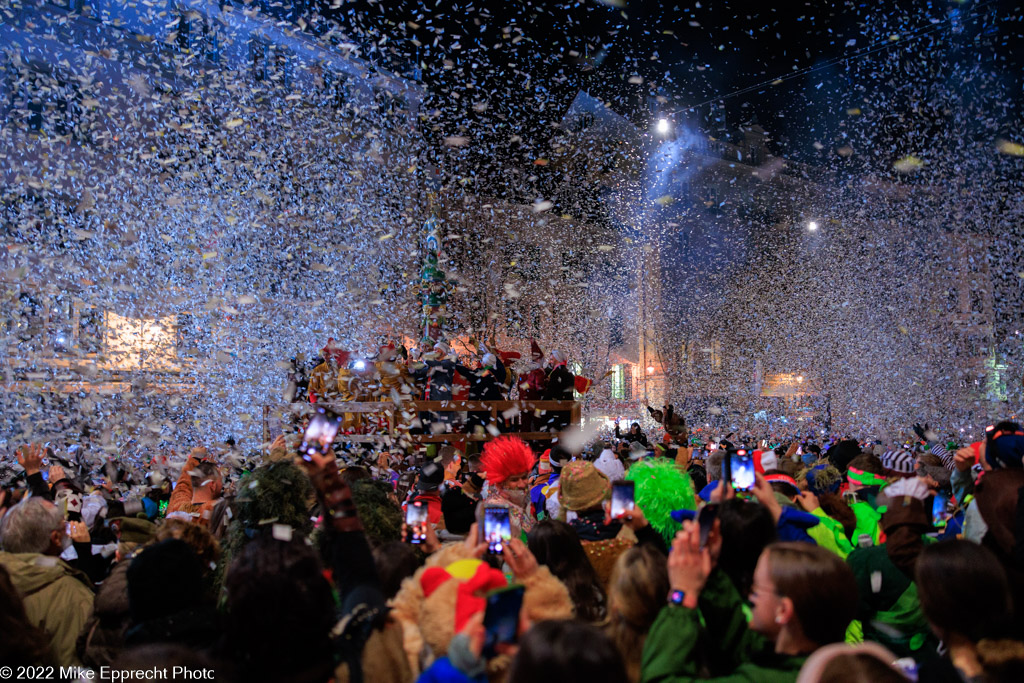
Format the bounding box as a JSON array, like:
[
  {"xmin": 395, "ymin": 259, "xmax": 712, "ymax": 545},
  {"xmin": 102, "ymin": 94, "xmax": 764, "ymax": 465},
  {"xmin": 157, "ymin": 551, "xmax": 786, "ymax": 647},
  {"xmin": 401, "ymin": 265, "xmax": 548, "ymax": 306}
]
[{"xmin": 417, "ymin": 657, "xmax": 486, "ymax": 683}]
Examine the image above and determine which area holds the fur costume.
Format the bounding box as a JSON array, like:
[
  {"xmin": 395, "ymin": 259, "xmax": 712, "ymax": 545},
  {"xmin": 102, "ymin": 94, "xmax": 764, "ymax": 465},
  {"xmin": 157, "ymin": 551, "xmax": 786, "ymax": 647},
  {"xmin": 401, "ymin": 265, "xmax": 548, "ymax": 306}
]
[
  {"xmin": 388, "ymin": 543, "xmax": 573, "ymax": 678},
  {"xmin": 480, "ymin": 436, "xmax": 536, "ymax": 485}
]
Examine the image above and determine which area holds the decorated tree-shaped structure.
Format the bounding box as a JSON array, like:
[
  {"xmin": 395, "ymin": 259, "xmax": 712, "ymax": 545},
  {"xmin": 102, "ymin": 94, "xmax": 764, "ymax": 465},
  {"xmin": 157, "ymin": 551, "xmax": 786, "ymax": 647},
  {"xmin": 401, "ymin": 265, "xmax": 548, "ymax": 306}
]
[{"xmin": 417, "ymin": 216, "xmax": 453, "ymax": 345}]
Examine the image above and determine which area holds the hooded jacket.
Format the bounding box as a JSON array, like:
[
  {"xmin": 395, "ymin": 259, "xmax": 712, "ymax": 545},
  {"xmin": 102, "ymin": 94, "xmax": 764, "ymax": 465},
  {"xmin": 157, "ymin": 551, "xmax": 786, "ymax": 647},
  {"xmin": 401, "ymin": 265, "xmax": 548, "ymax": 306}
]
[
  {"xmin": 0, "ymin": 552, "xmax": 94, "ymax": 666},
  {"xmin": 595, "ymin": 449, "xmax": 626, "ymax": 482},
  {"xmin": 845, "ymin": 500, "xmax": 937, "ymax": 659}
]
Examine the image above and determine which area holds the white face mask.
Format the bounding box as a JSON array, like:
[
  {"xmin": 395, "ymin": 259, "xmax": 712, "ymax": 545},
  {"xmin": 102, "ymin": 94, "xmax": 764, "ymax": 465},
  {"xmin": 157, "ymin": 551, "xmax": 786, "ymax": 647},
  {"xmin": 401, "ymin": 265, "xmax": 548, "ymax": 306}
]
[{"xmin": 501, "ymin": 488, "xmax": 529, "ymax": 507}]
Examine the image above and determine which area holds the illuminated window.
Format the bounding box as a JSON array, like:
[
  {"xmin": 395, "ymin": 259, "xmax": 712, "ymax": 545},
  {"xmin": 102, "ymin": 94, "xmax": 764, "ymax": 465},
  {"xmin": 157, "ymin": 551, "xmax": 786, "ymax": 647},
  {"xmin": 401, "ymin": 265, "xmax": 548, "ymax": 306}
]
[
  {"xmin": 610, "ymin": 364, "xmax": 626, "ymax": 399},
  {"xmin": 103, "ymin": 313, "xmax": 178, "ymax": 371},
  {"xmin": 711, "ymin": 339, "xmax": 722, "ymax": 372}
]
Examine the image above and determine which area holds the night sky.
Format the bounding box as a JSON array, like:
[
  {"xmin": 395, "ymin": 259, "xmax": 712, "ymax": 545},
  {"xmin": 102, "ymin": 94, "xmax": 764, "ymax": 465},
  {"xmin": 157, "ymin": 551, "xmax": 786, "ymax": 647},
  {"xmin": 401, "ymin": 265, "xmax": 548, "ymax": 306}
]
[{"xmin": 322, "ymin": 0, "xmax": 1024, "ymax": 163}]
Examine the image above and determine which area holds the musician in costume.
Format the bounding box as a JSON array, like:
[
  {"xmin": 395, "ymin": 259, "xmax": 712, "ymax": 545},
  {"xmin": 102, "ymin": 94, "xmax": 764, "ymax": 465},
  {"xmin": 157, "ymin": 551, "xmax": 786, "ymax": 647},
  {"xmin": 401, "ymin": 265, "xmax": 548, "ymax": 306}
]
[
  {"xmin": 411, "ymin": 340, "xmax": 458, "ymax": 433},
  {"xmin": 519, "ymin": 339, "xmax": 548, "ymax": 433},
  {"xmin": 308, "ymin": 338, "xmax": 347, "ymax": 403},
  {"xmin": 480, "ymin": 435, "xmax": 538, "ymax": 534},
  {"xmin": 455, "ymin": 349, "xmax": 507, "ymax": 436}
]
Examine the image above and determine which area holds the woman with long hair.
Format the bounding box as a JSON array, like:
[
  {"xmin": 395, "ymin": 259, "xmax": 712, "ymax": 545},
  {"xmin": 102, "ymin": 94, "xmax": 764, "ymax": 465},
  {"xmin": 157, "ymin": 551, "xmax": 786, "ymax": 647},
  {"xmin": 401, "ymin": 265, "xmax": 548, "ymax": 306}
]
[
  {"xmin": 915, "ymin": 540, "xmax": 1023, "ymax": 682},
  {"xmin": 604, "ymin": 545, "xmax": 670, "ymax": 682},
  {"xmin": 527, "ymin": 519, "xmax": 606, "ymax": 622}
]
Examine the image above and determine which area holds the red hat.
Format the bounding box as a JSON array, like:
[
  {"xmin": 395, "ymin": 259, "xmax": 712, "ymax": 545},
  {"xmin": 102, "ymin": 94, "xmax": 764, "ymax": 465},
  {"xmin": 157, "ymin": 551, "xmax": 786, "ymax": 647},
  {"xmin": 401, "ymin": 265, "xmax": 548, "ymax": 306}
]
[
  {"xmin": 481, "ymin": 436, "xmax": 536, "ymax": 485},
  {"xmin": 420, "ymin": 560, "xmax": 508, "ymax": 632},
  {"xmin": 322, "ymin": 338, "xmax": 350, "ymax": 366},
  {"xmin": 764, "ymin": 473, "xmax": 800, "ymax": 496},
  {"xmin": 530, "ymin": 339, "xmax": 543, "ymax": 361},
  {"xmin": 753, "ymin": 449, "xmax": 778, "ymax": 474},
  {"xmin": 538, "ymin": 450, "xmax": 552, "ymax": 475}
]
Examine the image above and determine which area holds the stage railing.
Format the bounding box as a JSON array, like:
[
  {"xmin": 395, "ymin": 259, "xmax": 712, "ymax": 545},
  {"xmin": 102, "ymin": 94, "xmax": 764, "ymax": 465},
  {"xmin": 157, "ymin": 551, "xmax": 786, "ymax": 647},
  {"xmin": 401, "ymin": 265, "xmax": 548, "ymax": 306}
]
[{"xmin": 262, "ymin": 400, "xmax": 581, "ymax": 447}]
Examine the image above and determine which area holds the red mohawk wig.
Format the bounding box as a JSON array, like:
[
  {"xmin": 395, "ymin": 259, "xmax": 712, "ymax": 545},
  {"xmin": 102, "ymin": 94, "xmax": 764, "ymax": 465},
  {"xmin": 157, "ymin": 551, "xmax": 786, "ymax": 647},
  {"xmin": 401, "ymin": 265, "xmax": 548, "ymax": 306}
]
[{"xmin": 480, "ymin": 436, "xmax": 536, "ymax": 485}]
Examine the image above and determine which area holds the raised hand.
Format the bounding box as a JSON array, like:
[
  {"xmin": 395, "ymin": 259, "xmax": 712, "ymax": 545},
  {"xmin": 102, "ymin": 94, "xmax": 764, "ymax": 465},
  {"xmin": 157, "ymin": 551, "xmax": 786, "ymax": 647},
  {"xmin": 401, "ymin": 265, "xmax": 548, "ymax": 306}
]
[
  {"xmin": 750, "ymin": 472, "xmax": 783, "ymax": 523},
  {"xmin": 16, "ymin": 443, "xmax": 44, "ymax": 476},
  {"xmin": 269, "ymin": 435, "xmax": 288, "ymax": 461},
  {"xmin": 463, "ymin": 522, "xmax": 488, "ymax": 559},
  {"xmin": 503, "ymin": 537, "xmax": 540, "ymax": 580},
  {"xmin": 797, "ymin": 490, "xmax": 820, "ymax": 512},
  {"xmin": 401, "ymin": 519, "xmax": 441, "ymax": 554},
  {"xmin": 953, "ymin": 446, "xmax": 977, "ymax": 472},
  {"xmin": 785, "ymin": 442, "xmax": 800, "ymax": 459},
  {"xmin": 668, "ymin": 521, "xmax": 712, "ymax": 598},
  {"xmin": 296, "ymin": 452, "xmax": 362, "ymax": 532},
  {"xmin": 664, "ymin": 404, "xmax": 687, "ymax": 438},
  {"xmin": 709, "ymin": 479, "xmax": 735, "ymax": 504},
  {"xmin": 47, "ymin": 464, "xmax": 66, "ymax": 484},
  {"xmin": 67, "ymin": 520, "xmax": 91, "ymax": 543}
]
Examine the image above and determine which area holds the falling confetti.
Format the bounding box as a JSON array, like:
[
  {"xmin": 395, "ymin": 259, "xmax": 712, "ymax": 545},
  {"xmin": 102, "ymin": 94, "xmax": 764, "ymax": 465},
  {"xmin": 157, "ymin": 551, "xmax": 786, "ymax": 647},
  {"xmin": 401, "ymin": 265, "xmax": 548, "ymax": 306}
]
[{"xmin": 0, "ymin": 0, "xmax": 1020, "ymax": 457}]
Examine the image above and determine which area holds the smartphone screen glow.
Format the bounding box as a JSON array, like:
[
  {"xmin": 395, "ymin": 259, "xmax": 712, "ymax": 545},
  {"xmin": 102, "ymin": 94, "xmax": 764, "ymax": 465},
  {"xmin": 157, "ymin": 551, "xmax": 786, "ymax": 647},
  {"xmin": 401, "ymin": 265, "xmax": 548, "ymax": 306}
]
[
  {"xmin": 730, "ymin": 454, "xmax": 755, "ymax": 491},
  {"xmin": 406, "ymin": 502, "xmax": 428, "ymax": 543},
  {"xmin": 301, "ymin": 411, "xmax": 341, "ymax": 460},
  {"xmin": 483, "ymin": 506, "xmax": 511, "ymax": 555},
  {"xmin": 610, "ymin": 481, "xmax": 635, "ymax": 519}
]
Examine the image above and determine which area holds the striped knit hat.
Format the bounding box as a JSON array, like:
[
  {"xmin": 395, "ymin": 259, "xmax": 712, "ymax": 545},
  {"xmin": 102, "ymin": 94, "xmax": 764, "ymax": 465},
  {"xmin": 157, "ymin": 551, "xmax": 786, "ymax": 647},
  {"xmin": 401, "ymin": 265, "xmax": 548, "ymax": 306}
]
[
  {"xmin": 880, "ymin": 449, "xmax": 916, "ymax": 475},
  {"xmin": 927, "ymin": 441, "xmax": 956, "ymax": 470}
]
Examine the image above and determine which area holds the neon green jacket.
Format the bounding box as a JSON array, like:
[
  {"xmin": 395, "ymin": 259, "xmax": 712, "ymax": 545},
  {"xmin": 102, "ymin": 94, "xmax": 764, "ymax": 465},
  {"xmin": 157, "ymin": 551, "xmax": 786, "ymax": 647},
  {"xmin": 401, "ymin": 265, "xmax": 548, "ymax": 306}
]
[
  {"xmin": 808, "ymin": 508, "xmax": 854, "ymax": 558},
  {"xmin": 850, "ymin": 500, "xmax": 882, "ymax": 547}
]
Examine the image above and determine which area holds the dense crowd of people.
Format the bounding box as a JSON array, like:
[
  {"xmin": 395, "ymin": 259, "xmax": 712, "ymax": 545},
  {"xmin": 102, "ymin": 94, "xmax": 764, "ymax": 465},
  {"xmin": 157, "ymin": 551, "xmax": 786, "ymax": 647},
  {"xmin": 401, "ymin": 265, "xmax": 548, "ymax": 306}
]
[{"xmin": 2, "ymin": 409, "xmax": 1024, "ymax": 683}]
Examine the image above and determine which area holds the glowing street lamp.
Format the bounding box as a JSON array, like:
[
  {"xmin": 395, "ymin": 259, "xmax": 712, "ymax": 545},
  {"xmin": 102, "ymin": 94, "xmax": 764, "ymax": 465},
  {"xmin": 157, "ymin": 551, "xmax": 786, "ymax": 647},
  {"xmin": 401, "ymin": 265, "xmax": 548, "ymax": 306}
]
[
  {"xmin": 807, "ymin": 221, "xmax": 819, "ymax": 231},
  {"xmin": 796, "ymin": 375, "xmax": 804, "ymax": 384},
  {"xmin": 656, "ymin": 118, "xmax": 670, "ymax": 135}
]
